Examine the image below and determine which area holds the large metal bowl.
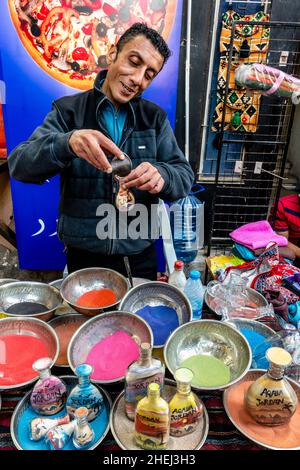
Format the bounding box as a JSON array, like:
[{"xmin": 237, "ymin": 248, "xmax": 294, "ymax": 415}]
[
  {"xmin": 119, "ymin": 281, "xmax": 192, "ymax": 348},
  {"xmin": 225, "ymin": 318, "xmax": 280, "ymax": 366},
  {"xmin": 48, "ymin": 314, "xmax": 88, "ymax": 368},
  {"xmin": 164, "ymin": 319, "xmax": 252, "ymax": 391},
  {"xmin": 60, "ymin": 268, "xmax": 129, "ymax": 316},
  {"xmin": 10, "ymin": 375, "xmax": 112, "ymax": 450},
  {"xmin": 68, "ymin": 310, "xmax": 153, "ymax": 384},
  {"xmin": 205, "ymin": 285, "xmax": 268, "ymax": 319},
  {"xmin": 0, "ymin": 281, "xmax": 63, "ymax": 322},
  {"xmin": 0, "ymin": 316, "xmax": 59, "ymax": 391},
  {"xmin": 0, "ymin": 279, "xmax": 19, "ymax": 287}
]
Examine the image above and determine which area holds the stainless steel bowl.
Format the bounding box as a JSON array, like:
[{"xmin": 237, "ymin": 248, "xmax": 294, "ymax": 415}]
[
  {"xmin": 0, "ymin": 316, "xmax": 59, "ymax": 391},
  {"xmin": 119, "ymin": 281, "xmax": 192, "ymax": 348},
  {"xmin": 0, "ymin": 279, "xmax": 19, "ymax": 287},
  {"xmin": 60, "ymin": 268, "xmax": 129, "ymax": 316},
  {"xmin": 164, "ymin": 319, "xmax": 252, "ymax": 391},
  {"xmin": 0, "ymin": 281, "xmax": 63, "ymax": 322},
  {"xmin": 49, "ymin": 278, "xmax": 64, "ymax": 290},
  {"xmin": 10, "ymin": 375, "xmax": 112, "ymax": 450},
  {"xmin": 205, "ymin": 285, "xmax": 268, "ymax": 319},
  {"xmin": 48, "ymin": 314, "xmax": 88, "ymax": 368},
  {"xmin": 68, "ymin": 310, "xmax": 153, "ymax": 384}
]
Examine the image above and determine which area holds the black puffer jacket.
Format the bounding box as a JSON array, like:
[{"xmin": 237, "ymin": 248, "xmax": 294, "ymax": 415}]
[{"xmin": 8, "ymin": 71, "xmax": 194, "ymax": 254}]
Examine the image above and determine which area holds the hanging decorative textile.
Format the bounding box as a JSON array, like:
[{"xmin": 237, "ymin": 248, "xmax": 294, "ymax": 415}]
[{"xmin": 212, "ymin": 9, "xmax": 270, "ymax": 133}]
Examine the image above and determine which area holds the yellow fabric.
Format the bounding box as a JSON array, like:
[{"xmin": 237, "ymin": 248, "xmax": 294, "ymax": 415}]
[{"xmin": 212, "ymin": 9, "xmax": 270, "ymax": 133}]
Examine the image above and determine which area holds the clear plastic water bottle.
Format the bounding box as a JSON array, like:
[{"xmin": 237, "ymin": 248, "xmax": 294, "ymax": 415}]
[
  {"xmin": 184, "ymin": 270, "xmax": 205, "ymax": 320},
  {"xmin": 169, "ymin": 185, "xmax": 204, "ymax": 264},
  {"xmin": 168, "ymin": 260, "xmax": 187, "ymax": 291}
]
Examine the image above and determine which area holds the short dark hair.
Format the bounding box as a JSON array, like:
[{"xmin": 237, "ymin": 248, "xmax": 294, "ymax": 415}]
[{"xmin": 116, "ymin": 23, "xmax": 171, "ymax": 64}]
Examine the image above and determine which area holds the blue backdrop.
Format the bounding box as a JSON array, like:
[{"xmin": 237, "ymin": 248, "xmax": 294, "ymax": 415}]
[{"xmin": 0, "ymin": 0, "xmax": 183, "ymax": 269}]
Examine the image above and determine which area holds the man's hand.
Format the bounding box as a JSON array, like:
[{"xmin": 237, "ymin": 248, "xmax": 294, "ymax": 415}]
[
  {"xmin": 69, "ymin": 129, "xmax": 124, "ymax": 172},
  {"xmin": 121, "ymin": 162, "xmax": 165, "ymax": 194}
]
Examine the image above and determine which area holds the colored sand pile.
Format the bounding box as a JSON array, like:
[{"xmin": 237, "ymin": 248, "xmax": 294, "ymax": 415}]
[
  {"xmin": 86, "ymin": 331, "xmax": 140, "ymax": 381},
  {"xmin": 0, "ymin": 335, "xmax": 50, "ymax": 386},
  {"xmin": 135, "ymin": 305, "xmax": 179, "ymax": 346},
  {"xmin": 5, "ymin": 302, "xmax": 48, "ymax": 315},
  {"xmin": 76, "ymin": 289, "xmax": 117, "ymax": 308},
  {"xmin": 180, "ymin": 354, "xmax": 231, "ymax": 387}
]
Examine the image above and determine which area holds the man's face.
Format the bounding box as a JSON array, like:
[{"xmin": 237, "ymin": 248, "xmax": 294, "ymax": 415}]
[{"xmin": 102, "ymin": 35, "xmax": 165, "ymax": 107}]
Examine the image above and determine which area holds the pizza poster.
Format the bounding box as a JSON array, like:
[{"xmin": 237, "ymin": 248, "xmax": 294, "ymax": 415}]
[{"xmin": 0, "ymin": 0, "xmax": 183, "ymax": 270}]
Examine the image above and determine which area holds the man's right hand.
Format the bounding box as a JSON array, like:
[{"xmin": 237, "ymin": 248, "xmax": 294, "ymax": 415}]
[{"xmin": 69, "ymin": 129, "xmax": 124, "ymax": 173}]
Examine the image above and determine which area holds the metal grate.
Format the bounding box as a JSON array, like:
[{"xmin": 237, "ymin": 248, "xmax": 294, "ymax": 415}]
[{"xmin": 206, "ymin": 20, "xmax": 300, "ymax": 257}]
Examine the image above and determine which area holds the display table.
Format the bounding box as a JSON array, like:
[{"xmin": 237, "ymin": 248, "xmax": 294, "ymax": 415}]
[
  {"xmin": 0, "ymin": 308, "xmax": 280, "ymax": 451},
  {"xmin": 0, "ymin": 379, "xmax": 262, "ymax": 451}
]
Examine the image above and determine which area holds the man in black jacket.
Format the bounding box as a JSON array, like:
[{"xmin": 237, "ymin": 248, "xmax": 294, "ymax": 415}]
[{"xmin": 8, "ymin": 23, "xmax": 194, "ymax": 279}]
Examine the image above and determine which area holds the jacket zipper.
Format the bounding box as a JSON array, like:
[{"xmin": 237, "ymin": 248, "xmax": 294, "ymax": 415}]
[{"xmin": 96, "ymin": 99, "xmax": 136, "ymax": 255}]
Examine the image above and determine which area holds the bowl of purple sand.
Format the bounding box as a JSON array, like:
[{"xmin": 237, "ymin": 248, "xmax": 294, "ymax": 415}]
[{"xmin": 119, "ymin": 282, "xmax": 192, "ymax": 349}]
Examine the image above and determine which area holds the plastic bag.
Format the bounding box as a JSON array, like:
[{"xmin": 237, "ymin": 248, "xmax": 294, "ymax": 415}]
[{"xmin": 235, "ymin": 63, "xmax": 300, "ymax": 104}]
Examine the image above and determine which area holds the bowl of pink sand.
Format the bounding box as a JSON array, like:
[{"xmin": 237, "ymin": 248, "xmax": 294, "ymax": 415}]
[{"xmin": 67, "ymin": 311, "xmax": 153, "ymax": 384}]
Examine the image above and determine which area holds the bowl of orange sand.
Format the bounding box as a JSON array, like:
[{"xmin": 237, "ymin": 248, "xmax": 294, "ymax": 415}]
[{"xmin": 60, "ymin": 268, "xmax": 129, "ymax": 316}]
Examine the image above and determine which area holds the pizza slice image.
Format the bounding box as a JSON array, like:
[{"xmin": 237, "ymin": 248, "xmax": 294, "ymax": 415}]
[{"xmin": 8, "ymin": 0, "xmax": 177, "ymax": 90}]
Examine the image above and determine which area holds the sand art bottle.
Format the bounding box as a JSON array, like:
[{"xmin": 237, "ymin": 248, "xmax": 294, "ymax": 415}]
[
  {"xmin": 135, "ymin": 382, "xmax": 170, "ymax": 450},
  {"xmin": 73, "ymin": 407, "xmax": 95, "ymax": 449},
  {"xmin": 125, "ymin": 342, "xmax": 165, "ymax": 420},
  {"xmin": 45, "ymin": 420, "xmax": 76, "ymax": 450},
  {"xmin": 245, "ymin": 347, "xmax": 298, "ymax": 426},
  {"xmin": 30, "ymin": 357, "xmax": 67, "ymax": 415},
  {"xmin": 66, "ymin": 363, "xmax": 104, "ymax": 421},
  {"xmin": 30, "ymin": 415, "xmax": 70, "ymax": 441},
  {"xmin": 169, "ymin": 368, "xmax": 203, "ymax": 437}
]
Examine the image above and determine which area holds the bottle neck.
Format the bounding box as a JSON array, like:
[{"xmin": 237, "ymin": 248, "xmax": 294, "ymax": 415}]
[
  {"xmin": 78, "ymin": 375, "xmax": 90, "ymax": 388},
  {"xmin": 267, "ymin": 362, "xmax": 285, "ymax": 380},
  {"xmin": 176, "ymin": 382, "xmax": 191, "ymax": 395},
  {"xmin": 39, "ymin": 368, "xmax": 51, "ymax": 380},
  {"xmin": 139, "ymin": 350, "xmax": 152, "ymax": 367},
  {"xmin": 76, "ymin": 415, "xmax": 88, "ymax": 428},
  {"xmin": 148, "ymin": 391, "xmax": 160, "ymax": 402}
]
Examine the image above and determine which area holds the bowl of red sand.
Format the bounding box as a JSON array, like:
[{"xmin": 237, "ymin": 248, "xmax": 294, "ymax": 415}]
[
  {"xmin": 0, "ymin": 316, "xmax": 59, "ymax": 391},
  {"xmin": 48, "ymin": 314, "xmax": 88, "ymax": 367},
  {"xmin": 60, "ymin": 268, "xmax": 129, "ymax": 316},
  {"xmin": 67, "ymin": 311, "xmax": 153, "ymax": 384}
]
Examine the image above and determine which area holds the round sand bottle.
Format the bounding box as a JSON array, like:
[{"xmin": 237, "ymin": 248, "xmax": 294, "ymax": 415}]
[
  {"xmin": 169, "ymin": 368, "xmax": 203, "ymax": 436},
  {"xmin": 245, "ymin": 347, "xmax": 298, "ymax": 426},
  {"xmin": 66, "ymin": 364, "xmax": 103, "ymax": 421},
  {"xmin": 135, "ymin": 382, "xmax": 170, "ymax": 450},
  {"xmin": 30, "ymin": 357, "xmax": 67, "ymax": 415}
]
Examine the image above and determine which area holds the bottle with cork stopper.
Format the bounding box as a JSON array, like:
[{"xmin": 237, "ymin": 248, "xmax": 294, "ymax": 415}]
[
  {"xmin": 125, "ymin": 342, "xmax": 165, "ymax": 420},
  {"xmin": 135, "ymin": 382, "xmax": 170, "ymax": 450},
  {"xmin": 245, "ymin": 347, "xmax": 298, "ymax": 426},
  {"xmin": 169, "ymin": 367, "xmax": 203, "ymax": 437}
]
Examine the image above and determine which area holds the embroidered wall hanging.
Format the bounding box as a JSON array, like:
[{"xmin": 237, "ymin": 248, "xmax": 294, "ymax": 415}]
[{"xmin": 212, "ymin": 9, "xmax": 270, "ymax": 133}]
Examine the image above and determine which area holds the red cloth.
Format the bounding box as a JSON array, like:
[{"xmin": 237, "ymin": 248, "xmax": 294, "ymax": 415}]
[{"xmin": 272, "ymin": 194, "xmax": 300, "ymax": 246}]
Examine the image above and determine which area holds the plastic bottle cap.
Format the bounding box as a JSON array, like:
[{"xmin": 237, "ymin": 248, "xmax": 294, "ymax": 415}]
[
  {"xmin": 189, "ymin": 270, "xmax": 200, "ymax": 280},
  {"xmin": 174, "ymin": 260, "xmax": 184, "ymax": 270},
  {"xmin": 266, "ymin": 347, "xmax": 292, "ymax": 367}
]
